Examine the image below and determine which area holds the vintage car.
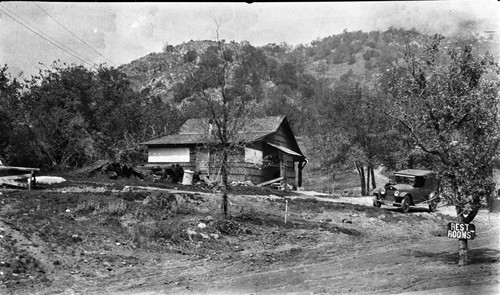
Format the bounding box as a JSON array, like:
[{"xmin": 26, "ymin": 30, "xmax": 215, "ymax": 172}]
[{"xmin": 372, "ymin": 169, "xmax": 441, "ymax": 213}]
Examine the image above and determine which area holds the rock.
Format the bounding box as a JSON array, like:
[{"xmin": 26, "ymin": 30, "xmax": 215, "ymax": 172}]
[
  {"xmin": 186, "ymin": 229, "xmax": 198, "ymax": 241},
  {"xmin": 209, "ymin": 233, "xmax": 219, "ymax": 240},
  {"xmin": 199, "ymin": 233, "xmax": 210, "ymax": 239},
  {"xmin": 341, "ymin": 218, "xmax": 352, "ymax": 224},
  {"xmin": 197, "ymin": 222, "xmax": 207, "ymax": 229}
]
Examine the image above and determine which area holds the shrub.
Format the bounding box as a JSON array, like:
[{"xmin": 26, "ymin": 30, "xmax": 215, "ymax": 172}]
[
  {"xmin": 183, "ymin": 50, "xmax": 197, "ymax": 63},
  {"xmin": 101, "ymin": 199, "xmax": 127, "ymax": 215},
  {"xmin": 75, "ymin": 199, "xmax": 101, "ymax": 214},
  {"xmin": 363, "ymin": 49, "xmax": 380, "ymax": 61},
  {"xmin": 129, "ymin": 219, "xmax": 188, "ymax": 247},
  {"xmin": 143, "ymin": 191, "xmax": 179, "ymax": 213}
]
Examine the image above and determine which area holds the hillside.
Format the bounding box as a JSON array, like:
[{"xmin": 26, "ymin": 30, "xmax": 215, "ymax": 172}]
[{"xmin": 118, "ymin": 28, "xmax": 499, "ymax": 105}]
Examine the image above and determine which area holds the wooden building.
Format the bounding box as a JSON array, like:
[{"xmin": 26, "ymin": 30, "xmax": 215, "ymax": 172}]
[{"xmin": 141, "ymin": 116, "xmax": 307, "ymax": 188}]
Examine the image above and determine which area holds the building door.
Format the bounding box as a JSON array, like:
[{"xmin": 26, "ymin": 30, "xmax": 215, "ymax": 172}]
[{"xmin": 196, "ymin": 148, "xmax": 210, "ymax": 175}]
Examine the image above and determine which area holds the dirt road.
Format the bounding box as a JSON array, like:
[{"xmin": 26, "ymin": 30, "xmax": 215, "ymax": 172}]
[
  {"xmin": 84, "ymin": 193, "xmax": 500, "ymax": 294},
  {"xmin": 1, "ymin": 188, "xmax": 499, "ymax": 295}
]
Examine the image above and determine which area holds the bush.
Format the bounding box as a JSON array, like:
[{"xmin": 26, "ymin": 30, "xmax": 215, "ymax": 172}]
[
  {"xmin": 366, "ymin": 40, "xmax": 377, "ymax": 49},
  {"xmin": 129, "ymin": 219, "xmax": 188, "ymax": 247},
  {"xmin": 75, "ymin": 199, "xmax": 101, "ymax": 214},
  {"xmin": 143, "ymin": 191, "xmax": 179, "ymax": 213},
  {"xmin": 363, "ymin": 49, "xmax": 380, "ymax": 61},
  {"xmin": 183, "ymin": 50, "xmax": 197, "ymax": 63},
  {"xmin": 101, "ymin": 199, "xmax": 127, "ymax": 215}
]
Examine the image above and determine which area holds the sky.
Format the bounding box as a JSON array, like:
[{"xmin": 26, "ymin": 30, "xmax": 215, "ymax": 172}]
[{"xmin": 1, "ymin": 1, "xmax": 499, "ymax": 78}]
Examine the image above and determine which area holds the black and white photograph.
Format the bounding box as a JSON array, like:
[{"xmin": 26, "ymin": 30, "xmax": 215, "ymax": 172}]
[{"xmin": 1, "ymin": 1, "xmax": 499, "ymax": 294}]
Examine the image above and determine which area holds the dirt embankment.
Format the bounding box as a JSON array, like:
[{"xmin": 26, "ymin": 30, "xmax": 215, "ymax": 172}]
[{"xmin": 0, "ymin": 185, "xmax": 499, "ymax": 295}]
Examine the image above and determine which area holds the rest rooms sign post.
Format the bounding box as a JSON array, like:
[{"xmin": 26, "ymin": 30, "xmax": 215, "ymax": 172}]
[{"xmin": 447, "ymin": 222, "xmax": 476, "ymax": 240}]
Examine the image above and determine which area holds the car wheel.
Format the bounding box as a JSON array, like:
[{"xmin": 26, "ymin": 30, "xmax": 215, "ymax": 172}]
[
  {"xmin": 373, "ymin": 200, "xmax": 381, "ymax": 208},
  {"xmin": 428, "ymin": 192, "xmax": 439, "ymax": 212},
  {"xmin": 401, "ymin": 196, "xmax": 411, "ymax": 213},
  {"xmin": 428, "ymin": 199, "xmax": 438, "ymax": 212}
]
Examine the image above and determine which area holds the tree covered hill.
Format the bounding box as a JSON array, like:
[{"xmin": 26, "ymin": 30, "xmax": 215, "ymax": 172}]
[{"xmin": 118, "ymin": 27, "xmax": 498, "ymax": 109}]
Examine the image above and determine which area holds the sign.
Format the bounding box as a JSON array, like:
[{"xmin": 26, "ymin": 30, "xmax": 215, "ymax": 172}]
[{"xmin": 447, "ymin": 222, "xmax": 476, "ymax": 240}]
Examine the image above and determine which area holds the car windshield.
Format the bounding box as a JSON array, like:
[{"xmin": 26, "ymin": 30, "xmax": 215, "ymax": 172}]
[
  {"xmin": 395, "ymin": 176, "xmax": 414, "ymax": 185},
  {"xmin": 395, "ymin": 175, "xmax": 427, "ymax": 188}
]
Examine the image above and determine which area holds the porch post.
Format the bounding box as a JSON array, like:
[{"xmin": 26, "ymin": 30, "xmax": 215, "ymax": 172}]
[
  {"xmin": 280, "ymin": 152, "xmax": 287, "ymax": 191},
  {"xmin": 298, "ymin": 161, "xmax": 303, "ymax": 188}
]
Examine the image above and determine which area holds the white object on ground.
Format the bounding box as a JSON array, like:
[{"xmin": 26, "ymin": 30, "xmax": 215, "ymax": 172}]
[{"xmin": 35, "ymin": 176, "xmax": 66, "ymax": 185}]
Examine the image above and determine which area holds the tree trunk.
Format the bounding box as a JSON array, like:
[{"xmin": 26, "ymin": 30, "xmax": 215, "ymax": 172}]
[
  {"xmin": 355, "ymin": 163, "xmax": 366, "ymax": 196},
  {"xmin": 371, "ymin": 166, "xmax": 377, "ymax": 191},
  {"xmin": 366, "ymin": 167, "xmax": 371, "ymax": 195},
  {"xmin": 407, "ymin": 155, "xmax": 415, "ymax": 169},
  {"xmin": 457, "ymin": 208, "xmax": 468, "ymax": 266},
  {"xmin": 458, "ymin": 238, "xmax": 468, "ymax": 266},
  {"xmin": 221, "ymin": 150, "xmax": 229, "ymax": 217},
  {"xmin": 455, "ymin": 205, "xmax": 479, "ymax": 266}
]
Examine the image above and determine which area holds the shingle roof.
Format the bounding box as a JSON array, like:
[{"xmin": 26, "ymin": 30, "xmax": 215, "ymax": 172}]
[{"xmin": 141, "ymin": 116, "xmax": 285, "ymax": 145}]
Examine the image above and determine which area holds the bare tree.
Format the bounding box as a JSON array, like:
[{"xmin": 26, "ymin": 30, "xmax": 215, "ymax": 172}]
[{"xmin": 175, "ymin": 22, "xmax": 266, "ymax": 216}]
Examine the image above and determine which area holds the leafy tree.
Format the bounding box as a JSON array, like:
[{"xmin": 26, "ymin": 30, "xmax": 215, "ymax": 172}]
[
  {"xmin": 183, "ymin": 50, "xmax": 197, "ymax": 63},
  {"xmin": 308, "ymin": 70, "xmax": 398, "ymax": 195},
  {"xmin": 272, "ymin": 62, "xmax": 298, "ymax": 89},
  {"xmin": 0, "ymin": 65, "xmax": 44, "ymax": 166},
  {"xmin": 90, "ymin": 65, "xmax": 143, "ymax": 161},
  {"xmin": 0, "ymin": 65, "xmax": 19, "ymax": 162},
  {"xmin": 330, "ymin": 43, "xmax": 350, "ymax": 64},
  {"xmin": 18, "ymin": 62, "xmax": 144, "ymax": 169},
  {"xmin": 379, "ymin": 34, "xmax": 500, "ymax": 265},
  {"xmin": 23, "ymin": 63, "xmax": 96, "ymax": 169},
  {"xmin": 363, "ymin": 49, "xmax": 380, "ymax": 61}
]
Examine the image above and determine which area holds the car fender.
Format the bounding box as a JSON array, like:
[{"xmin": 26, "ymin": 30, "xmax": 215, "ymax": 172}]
[
  {"xmin": 399, "ymin": 192, "xmax": 412, "ymax": 204},
  {"xmin": 428, "ymin": 191, "xmax": 441, "ymax": 202},
  {"xmin": 399, "ymin": 191, "xmax": 410, "ymax": 198}
]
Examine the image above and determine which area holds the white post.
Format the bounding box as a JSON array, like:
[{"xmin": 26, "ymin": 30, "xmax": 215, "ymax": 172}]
[{"xmin": 284, "ymin": 199, "xmax": 289, "ymax": 224}]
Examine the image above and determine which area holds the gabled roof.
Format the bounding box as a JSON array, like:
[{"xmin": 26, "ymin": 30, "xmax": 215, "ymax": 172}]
[
  {"xmin": 141, "ymin": 116, "xmax": 286, "ymax": 146},
  {"xmin": 179, "ymin": 116, "xmax": 285, "ymax": 134}
]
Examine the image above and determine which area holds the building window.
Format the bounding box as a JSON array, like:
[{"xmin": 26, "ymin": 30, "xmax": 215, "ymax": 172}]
[
  {"xmin": 244, "ymin": 147, "xmax": 263, "ymax": 164},
  {"xmin": 148, "ymin": 147, "xmax": 190, "ymax": 162}
]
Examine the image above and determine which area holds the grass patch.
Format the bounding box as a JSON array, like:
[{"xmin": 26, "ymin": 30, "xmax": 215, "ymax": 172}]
[
  {"xmin": 129, "ymin": 219, "xmax": 189, "ymax": 247},
  {"xmin": 100, "ymin": 199, "xmax": 127, "ymax": 215},
  {"xmin": 75, "ymin": 199, "xmax": 101, "ymax": 214}
]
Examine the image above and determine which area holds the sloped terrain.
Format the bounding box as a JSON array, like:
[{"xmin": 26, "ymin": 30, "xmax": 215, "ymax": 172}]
[{"xmin": 0, "ymin": 177, "xmax": 499, "ymax": 294}]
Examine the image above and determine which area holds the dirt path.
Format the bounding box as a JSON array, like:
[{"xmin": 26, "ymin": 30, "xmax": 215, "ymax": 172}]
[
  {"xmin": 90, "ymin": 193, "xmax": 500, "ymax": 295},
  {"xmin": 1, "ymin": 188, "xmax": 498, "ymax": 295}
]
